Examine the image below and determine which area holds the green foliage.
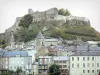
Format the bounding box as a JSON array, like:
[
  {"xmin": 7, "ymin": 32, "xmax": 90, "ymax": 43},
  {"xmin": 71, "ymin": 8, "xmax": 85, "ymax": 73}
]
[
  {"xmin": 65, "ymin": 26, "xmax": 96, "ymax": 37},
  {"xmin": 1, "ymin": 70, "xmax": 14, "ymax": 75},
  {"xmin": 0, "ymin": 40, "xmax": 8, "ymax": 49},
  {"xmin": 98, "ymin": 70, "xmax": 100, "ymax": 75},
  {"xmin": 48, "ymin": 64, "xmax": 61, "ymax": 75},
  {"xmin": 64, "ymin": 9, "xmax": 71, "ymax": 16},
  {"xmin": 16, "ymin": 67, "xmax": 23, "ymax": 74},
  {"xmin": 16, "ymin": 23, "xmax": 40, "ymax": 42},
  {"xmin": 58, "ymin": 8, "xmax": 65, "ymax": 16},
  {"xmin": 19, "ymin": 14, "xmax": 33, "ymax": 29},
  {"xmin": 50, "ymin": 28, "xmax": 77, "ymax": 40},
  {"xmin": 58, "ymin": 8, "xmax": 71, "ymax": 16}
]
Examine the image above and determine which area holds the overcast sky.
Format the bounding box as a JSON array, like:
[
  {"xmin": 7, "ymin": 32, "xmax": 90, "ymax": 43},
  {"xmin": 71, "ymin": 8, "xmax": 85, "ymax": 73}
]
[{"xmin": 0, "ymin": 0, "xmax": 100, "ymax": 33}]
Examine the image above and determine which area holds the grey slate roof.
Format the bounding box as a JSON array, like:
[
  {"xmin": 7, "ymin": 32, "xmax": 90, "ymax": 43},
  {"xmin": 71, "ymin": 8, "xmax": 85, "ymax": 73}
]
[
  {"xmin": 36, "ymin": 32, "xmax": 44, "ymax": 39},
  {"xmin": 72, "ymin": 51, "xmax": 100, "ymax": 56},
  {"xmin": 3, "ymin": 50, "xmax": 28, "ymax": 57},
  {"xmin": 55, "ymin": 45, "xmax": 100, "ymax": 51}
]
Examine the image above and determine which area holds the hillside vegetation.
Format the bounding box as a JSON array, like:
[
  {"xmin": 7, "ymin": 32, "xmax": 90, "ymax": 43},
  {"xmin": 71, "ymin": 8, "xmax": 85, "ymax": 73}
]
[{"xmin": 15, "ymin": 10, "xmax": 100, "ymax": 42}]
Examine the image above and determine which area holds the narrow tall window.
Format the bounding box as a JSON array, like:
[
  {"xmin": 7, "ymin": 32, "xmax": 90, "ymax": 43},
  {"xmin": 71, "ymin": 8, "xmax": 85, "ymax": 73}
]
[
  {"xmin": 83, "ymin": 57, "xmax": 85, "ymax": 61},
  {"xmin": 77, "ymin": 63, "xmax": 79, "ymax": 68},
  {"xmin": 83, "ymin": 70, "xmax": 85, "ymax": 73},
  {"xmin": 87, "ymin": 63, "xmax": 90, "ymax": 67},
  {"xmin": 83, "ymin": 63, "xmax": 85, "ymax": 67},
  {"xmin": 92, "ymin": 63, "xmax": 94, "ymax": 67},
  {"xmin": 87, "ymin": 57, "xmax": 89, "ymax": 61},
  {"xmin": 72, "ymin": 64, "xmax": 74, "ymax": 68},
  {"xmin": 92, "ymin": 57, "xmax": 94, "ymax": 61},
  {"xmin": 92, "ymin": 70, "xmax": 94, "ymax": 73},
  {"xmin": 77, "ymin": 57, "xmax": 79, "ymax": 61},
  {"xmin": 88, "ymin": 70, "xmax": 90, "ymax": 73},
  {"xmin": 72, "ymin": 57, "xmax": 74, "ymax": 61},
  {"xmin": 97, "ymin": 63, "xmax": 99, "ymax": 67}
]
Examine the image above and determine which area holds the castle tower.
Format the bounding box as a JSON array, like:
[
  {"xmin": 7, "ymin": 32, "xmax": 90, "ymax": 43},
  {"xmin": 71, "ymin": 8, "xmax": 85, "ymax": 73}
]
[
  {"xmin": 35, "ymin": 32, "xmax": 45, "ymax": 50},
  {"xmin": 28, "ymin": 8, "xmax": 34, "ymax": 14}
]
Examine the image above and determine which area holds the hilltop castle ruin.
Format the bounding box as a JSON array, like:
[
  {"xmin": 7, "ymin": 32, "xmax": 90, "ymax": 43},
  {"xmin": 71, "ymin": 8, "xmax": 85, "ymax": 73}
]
[{"xmin": 0, "ymin": 8, "xmax": 90, "ymax": 44}]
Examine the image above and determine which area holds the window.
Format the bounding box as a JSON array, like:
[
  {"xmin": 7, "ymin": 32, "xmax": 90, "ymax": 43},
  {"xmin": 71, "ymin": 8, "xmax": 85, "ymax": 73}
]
[
  {"xmin": 61, "ymin": 69, "xmax": 64, "ymax": 72},
  {"xmin": 92, "ymin": 57, "xmax": 94, "ymax": 61},
  {"xmin": 92, "ymin": 63, "xmax": 94, "ymax": 67},
  {"xmin": 83, "ymin": 57, "xmax": 85, "ymax": 61},
  {"xmin": 59, "ymin": 65, "xmax": 62, "ymax": 68},
  {"xmin": 72, "ymin": 57, "xmax": 74, "ymax": 61},
  {"xmin": 97, "ymin": 63, "xmax": 99, "ymax": 67},
  {"xmin": 87, "ymin": 63, "xmax": 90, "ymax": 67},
  {"xmin": 77, "ymin": 57, "xmax": 79, "ymax": 61},
  {"xmin": 88, "ymin": 70, "xmax": 90, "ymax": 73},
  {"xmin": 63, "ymin": 65, "xmax": 67, "ymax": 68},
  {"xmin": 92, "ymin": 70, "xmax": 94, "ymax": 73},
  {"xmin": 77, "ymin": 64, "xmax": 79, "ymax": 68},
  {"xmin": 83, "ymin": 63, "xmax": 85, "ymax": 67},
  {"xmin": 72, "ymin": 64, "xmax": 74, "ymax": 68},
  {"xmin": 83, "ymin": 70, "xmax": 85, "ymax": 73},
  {"xmin": 87, "ymin": 57, "xmax": 89, "ymax": 61},
  {"xmin": 59, "ymin": 61, "xmax": 62, "ymax": 63},
  {"xmin": 97, "ymin": 70, "xmax": 99, "ymax": 73},
  {"xmin": 63, "ymin": 61, "xmax": 66, "ymax": 63},
  {"xmin": 54, "ymin": 61, "xmax": 58, "ymax": 63}
]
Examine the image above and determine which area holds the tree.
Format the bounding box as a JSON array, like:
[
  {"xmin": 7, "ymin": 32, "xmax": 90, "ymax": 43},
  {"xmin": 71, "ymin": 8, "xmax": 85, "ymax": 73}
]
[
  {"xmin": 64, "ymin": 9, "xmax": 71, "ymax": 16},
  {"xmin": 0, "ymin": 40, "xmax": 8, "ymax": 49},
  {"xmin": 98, "ymin": 70, "xmax": 100, "ymax": 75},
  {"xmin": 58, "ymin": 8, "xmax": 65, "ymax": 16},
  {"xmin": 48, "ymin": 64, "xmax": 61, "ymax": 75},
  {"xmin": 19, "ymin": 14, "xmax": 33, "ymax": 29},
  {"xmin": 58, "ymin": 8, "xmax": 71, "ymax": 16},
  {"xmin": 16, "ymin": 67, "xmax": 23, "ymax": 75}
]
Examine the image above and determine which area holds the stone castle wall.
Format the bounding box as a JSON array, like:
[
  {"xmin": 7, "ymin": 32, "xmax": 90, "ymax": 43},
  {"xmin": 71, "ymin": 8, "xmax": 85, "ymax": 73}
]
[
  {"xmin": 28, "ymin": 8, "xmax": 89, "ymax": 23},
  {"xmin": 28, "ymin": 8, "xmax": 58, "ymax": 22},
  {"xmin": 0, "ymin": 8, "xmax": 90, "ymax": 43}
]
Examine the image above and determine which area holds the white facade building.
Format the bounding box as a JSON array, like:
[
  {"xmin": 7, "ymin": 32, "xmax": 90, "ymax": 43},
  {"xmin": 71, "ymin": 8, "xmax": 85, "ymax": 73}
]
[{"xmin": 70, "ymin": 52, "xmax": 100, "ymax": 75}]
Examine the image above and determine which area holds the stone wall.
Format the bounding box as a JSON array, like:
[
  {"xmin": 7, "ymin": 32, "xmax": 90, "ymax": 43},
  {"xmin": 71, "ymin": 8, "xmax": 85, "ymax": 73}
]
[
  {"xmin": 28, "ymin": 8, "xmax": 58, "ymax": 22},
  {"xmin": 28, "ymin": 8, "xmax": 90, "ymax": 25}
]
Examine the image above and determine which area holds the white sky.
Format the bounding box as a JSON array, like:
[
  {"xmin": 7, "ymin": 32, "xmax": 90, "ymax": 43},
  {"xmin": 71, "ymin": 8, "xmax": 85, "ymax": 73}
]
[{"xmin": 0, "ymin": 0, "xmax": 100, "ymax": 33}]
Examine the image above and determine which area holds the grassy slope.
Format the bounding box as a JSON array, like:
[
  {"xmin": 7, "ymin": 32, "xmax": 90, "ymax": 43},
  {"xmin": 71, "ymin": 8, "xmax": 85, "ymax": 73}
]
[{"xmin": 17, "ymin": 22, "xmax": 100, "ymax": 42}]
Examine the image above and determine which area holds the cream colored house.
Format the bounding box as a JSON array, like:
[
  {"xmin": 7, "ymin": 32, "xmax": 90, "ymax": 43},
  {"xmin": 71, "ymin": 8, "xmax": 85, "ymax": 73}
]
[{"xmin": 70, "ymin": 52, "xmax": 100, "ymax": 75}]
